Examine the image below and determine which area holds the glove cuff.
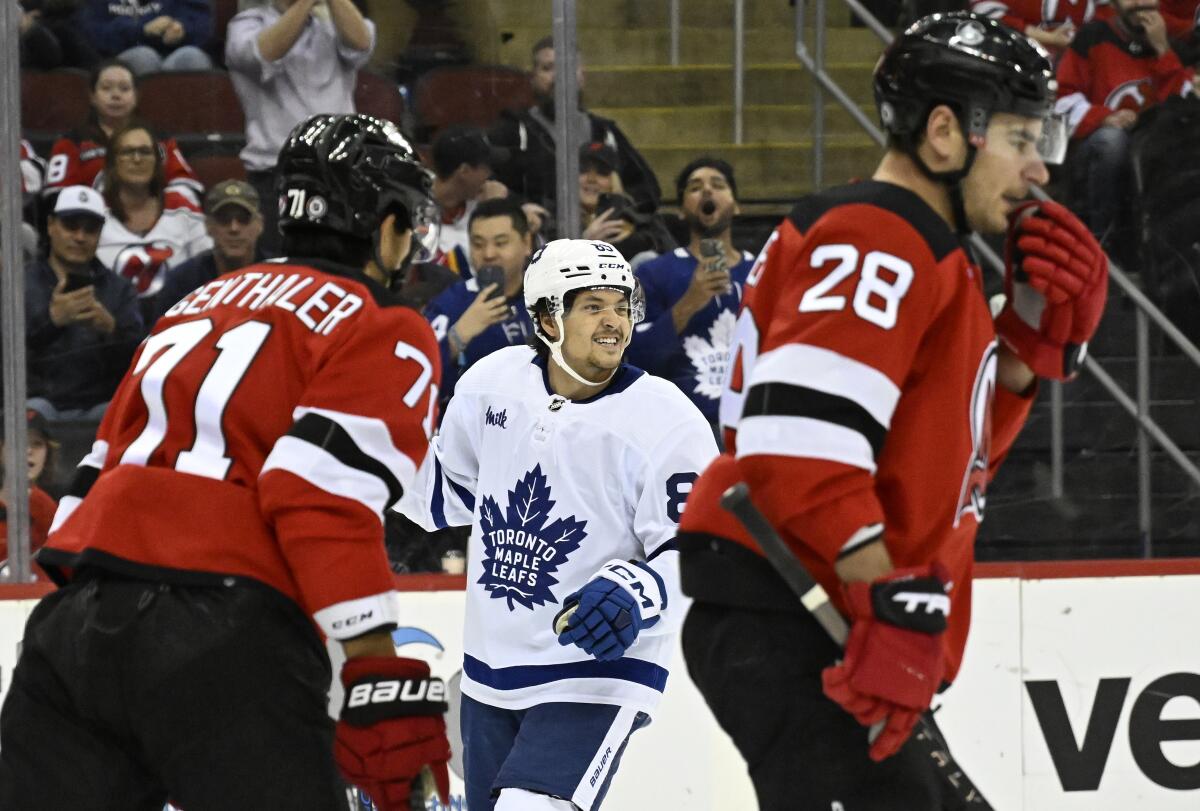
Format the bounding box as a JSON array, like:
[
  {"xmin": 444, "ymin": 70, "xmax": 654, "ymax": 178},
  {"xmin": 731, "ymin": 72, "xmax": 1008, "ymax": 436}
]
[
  {"xmin": 996, "ymin": 308, "xmax": 1086, "ymax": 381},
  {"xmin": 595, "ymin": 558, "xmax": 666, "ymax": 622},
  {"xmin": 340, "ymin": 656, "xmax": 448, "ymax": 726}
]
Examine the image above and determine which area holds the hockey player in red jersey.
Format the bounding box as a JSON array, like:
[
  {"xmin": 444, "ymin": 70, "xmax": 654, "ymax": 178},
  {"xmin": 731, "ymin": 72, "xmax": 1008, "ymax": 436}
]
[
  {"xmin": 677, "ymin": 14, "xmax": 1108, "ymax": 810},
  {"xmin": 0, "ymin": 114, "xmax": 451, "ymax": 811}
]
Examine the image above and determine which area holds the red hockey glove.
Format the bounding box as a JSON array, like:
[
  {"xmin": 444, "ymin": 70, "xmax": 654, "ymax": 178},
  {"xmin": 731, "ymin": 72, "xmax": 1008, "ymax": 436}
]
[
  {"xmin": 995, "ymin": 200, "xmax": 1108, "ymax": 381},
  {"xmin": 821, "ymin": 564, "xmax": 950, "ymax": 762},
  {"xmin": 335, "ymin": 656, "xmax": 451, "ymax": 811}
]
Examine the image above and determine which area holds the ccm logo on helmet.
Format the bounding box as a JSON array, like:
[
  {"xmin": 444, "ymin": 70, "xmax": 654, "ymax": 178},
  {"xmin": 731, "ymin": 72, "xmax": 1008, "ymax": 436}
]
[{"xmin": 346, "ymin": 678, "xmax": 447, "ymax": 708}]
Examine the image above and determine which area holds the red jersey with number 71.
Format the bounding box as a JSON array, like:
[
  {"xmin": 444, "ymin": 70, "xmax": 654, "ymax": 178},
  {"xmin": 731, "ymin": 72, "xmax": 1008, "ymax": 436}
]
[
  {"xmin": 680, "ymin": 180, "xmax": 1035, "ymax": 681},
  {"xmin": 40, "ymin": 260, "xmax": 441, "ymax": 641}
]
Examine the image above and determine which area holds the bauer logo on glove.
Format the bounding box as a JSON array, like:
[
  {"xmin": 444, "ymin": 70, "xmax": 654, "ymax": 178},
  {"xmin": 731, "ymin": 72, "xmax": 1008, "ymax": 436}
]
[{"xmin": 995, "ymin": 200, "xmax": 1108, "ymax": 381}]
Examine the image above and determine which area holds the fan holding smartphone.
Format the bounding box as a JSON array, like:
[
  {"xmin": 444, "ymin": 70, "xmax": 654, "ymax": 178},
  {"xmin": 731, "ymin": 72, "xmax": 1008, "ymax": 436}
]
[
  {"xmin": 425, "ymin": 197, "xmax": 537, "ymax": 402},
  {"xmin": 27, "ymin": 186, "xmax": 146, "ymax": 421}
]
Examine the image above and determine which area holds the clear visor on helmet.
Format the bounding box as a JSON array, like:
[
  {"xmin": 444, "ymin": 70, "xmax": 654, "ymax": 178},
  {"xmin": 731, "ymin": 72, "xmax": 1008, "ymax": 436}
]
[
  {"xmin": 411, "ymin": 198, "xmax": 441, "ymax": 260},
  {"xmin": 564, "ymin": 284, "xmax": 646, "ymax": 325},
  {"xmin": 1037, "ymin": 113, "xmax": 1069, "ymax": 165}
]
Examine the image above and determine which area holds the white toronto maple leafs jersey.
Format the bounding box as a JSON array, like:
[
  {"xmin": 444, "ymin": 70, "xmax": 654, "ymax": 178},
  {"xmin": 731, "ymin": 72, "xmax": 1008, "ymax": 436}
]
[{"xmin": 398, "ymin": 345, "xmax": 719, "ymax": 716}]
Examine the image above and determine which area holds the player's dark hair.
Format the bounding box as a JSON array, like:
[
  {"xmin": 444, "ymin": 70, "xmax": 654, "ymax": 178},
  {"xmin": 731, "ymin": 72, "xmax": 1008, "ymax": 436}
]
[
  {"xmin": 86, "ymin": 59, "xmax": 138, "ymax": 128},
  {"xmin": 280, "ymin": 199, "xmax": 413, "ymax": 270},
  {"xmin": 102, "ymin": 122, "xmax": 165, "ymax": 223},
  {"xmin": 281, "ymin": 228, "xmax": 373, "ymax": 269},
  {"xmin": 675, "ymin": 157, "xmax": 738, "ymax": 204},
  {"xmin": 526, "ymin": 289, "xmax": 584, "ymax": 361},
  {"xmin": 469, "ymin": 197, "xmax": 530, "ymax": 237}
]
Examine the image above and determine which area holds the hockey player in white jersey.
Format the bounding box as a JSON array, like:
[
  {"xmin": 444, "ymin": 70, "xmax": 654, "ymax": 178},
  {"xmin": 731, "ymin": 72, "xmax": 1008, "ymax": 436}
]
[{"xmin": 398, "ymin": 238, "xmax": 718, "ymax": 811}]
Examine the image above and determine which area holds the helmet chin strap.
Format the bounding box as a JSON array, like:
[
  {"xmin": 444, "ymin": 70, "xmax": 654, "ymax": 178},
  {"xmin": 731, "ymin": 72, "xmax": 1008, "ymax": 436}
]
[
  {"xmin": 905, "ymin": 119, "xmax": 980, "ymax": 235},
  {"xmin": 371, "ymin": 228, "xmax": 419, "ymax": 292},
  {"xmin": 538, "ymin": 311, "xmax": 626, "ymax": 389}
]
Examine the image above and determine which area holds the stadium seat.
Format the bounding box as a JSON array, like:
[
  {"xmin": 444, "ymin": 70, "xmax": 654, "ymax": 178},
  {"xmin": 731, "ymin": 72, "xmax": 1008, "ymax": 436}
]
[
  {"xmin": 189, "ymin": 154, "xmax": 247, "ymax": 190},
  {"xmin": 354, "ymin": 71, "xmax": 406, "ymax": 126},
  {"xmin": 20, "ymin": 70, "xmax": 91, "ymax": 137},
  {"xmin": 412, "ymin": 65, "xmax": 533, "ymax": 140},
  {"xmin": 138, "ymin": 71, "xmax": 245, "ymax": 147}
]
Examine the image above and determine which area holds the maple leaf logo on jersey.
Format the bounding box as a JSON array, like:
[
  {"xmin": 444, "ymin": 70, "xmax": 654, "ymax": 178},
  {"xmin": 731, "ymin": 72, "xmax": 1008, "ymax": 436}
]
[
  {"xmin": 682, "ymin": 309, "xmax": 737, "ymax": 401},
  {"xmin": 477, "ymin": 464, "xmax": 586, "ymax": 611}
]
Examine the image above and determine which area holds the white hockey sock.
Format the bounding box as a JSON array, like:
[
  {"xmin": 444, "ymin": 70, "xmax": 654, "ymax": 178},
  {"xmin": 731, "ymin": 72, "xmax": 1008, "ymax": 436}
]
[{"xmin": 493, "ymin": 787, "xmax": 578, "ymax": 811}]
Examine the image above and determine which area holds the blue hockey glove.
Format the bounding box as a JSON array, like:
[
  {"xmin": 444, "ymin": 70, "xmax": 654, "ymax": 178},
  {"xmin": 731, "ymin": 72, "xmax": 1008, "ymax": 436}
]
[{"xmin": 553, "ymin": 559, "xmax": 666, "ymax": 661}]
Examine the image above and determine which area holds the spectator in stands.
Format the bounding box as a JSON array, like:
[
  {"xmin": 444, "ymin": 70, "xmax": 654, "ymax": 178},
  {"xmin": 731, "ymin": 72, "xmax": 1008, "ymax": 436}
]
[
  {"xmin": 17, "ymin": 0, "xmax": 100, "ymax": 70},
  {"xmin": 19, "ymin": 0, "xmax": 63, "ymax": 69},
  {"xmin": 226, "ymin": 0, "xmax": 376, "ymax": 256},
  {"xmin": 78, "ymin": 0, "xmax": 213, "ymax": 76},
  {"xmin": 96, "ymin": 123, "xmax": 212, "ymax": 307},
  {"xmin": 626, "ymin": 158, "xmax": 753, "ymax": 435},
  {"xmin": 1056, "ymin": 0, "xmax": 1195, "ymax": 242},
  {"xmin": 430, "ymin": 125, "xmax": 510, "ymax": 277},
  {"xmin": 26, "ymin": 186, "xmax": 144, "ymax": 421},
  {"xmin": 425, "ymin": 196, "xmax": 534, "ymax": 403},
  {"xmin": 0, "ymin": 409, "xmax": 59, "ymax": 574},
  {"xmin": 972, "ymin": 0, "xmax": 1111, "ymax": 55},
  {"xmin": 153, "ymin": 178, "xmax": 266, "ymax": 318},
  {"xmin": 44, "ymin": 59, "xmax": 204, "ymax": 208},
  {"xmin": 490, "ymin": 35, "xmax": 662, "ymax": 216},
  {"xmin": 578, "ymin": 141, "xmax": 675, "ymax": 265}
]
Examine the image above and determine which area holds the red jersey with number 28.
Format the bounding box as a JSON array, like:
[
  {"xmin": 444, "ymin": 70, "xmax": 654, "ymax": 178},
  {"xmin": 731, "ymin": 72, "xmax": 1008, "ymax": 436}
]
[
  {"xmin": 40, "ymin": 260, "xmax": 440, "ymax": 641},
  {"xmin": 681, "ymin": 181, "xmax": 1034, "ymax": 680}
]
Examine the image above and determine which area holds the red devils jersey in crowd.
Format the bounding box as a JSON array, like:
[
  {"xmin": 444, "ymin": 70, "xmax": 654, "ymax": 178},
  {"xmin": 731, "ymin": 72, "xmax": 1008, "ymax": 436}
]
[
  {"xmin": 679, "ymin": 181, "xmax": 1035, "ymax": 681},
  {"xmin": 44, "ymin": 125, "xmax": 204, "ymax": 211},
  {"xmin": 972, "ymin": 0, "xmax": 1111, "ymax": 45},
  {"xmin": 1160, "ymin": 0, "xmax": 1200, "ymax": 37},
  {"xmin": 20, "ymin": 139, "xmax": 45, "ymax": 195},
  {"xmin": 1056, "ymin": 18, "xmax": 1195, "ymax": 140},
  {"xmin": 40, "ymin": 260, "xmax": 441, "ymax": 641}
]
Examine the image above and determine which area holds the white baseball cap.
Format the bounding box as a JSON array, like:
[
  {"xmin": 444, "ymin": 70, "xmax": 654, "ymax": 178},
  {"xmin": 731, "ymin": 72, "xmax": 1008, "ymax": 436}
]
[{"xmin": 53, "ymin": 186, "xmax": 107, "ymax": 221}]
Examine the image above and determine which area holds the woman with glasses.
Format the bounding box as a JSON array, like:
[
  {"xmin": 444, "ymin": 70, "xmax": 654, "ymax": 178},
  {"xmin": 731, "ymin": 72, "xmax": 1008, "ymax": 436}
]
[
  {"xmin": 95, "ymin": 123, "xmax": 211, "ymax": 312},
  {"xmin": 43, "ymin": 59, "xmax": 203, "ymax": 209}
]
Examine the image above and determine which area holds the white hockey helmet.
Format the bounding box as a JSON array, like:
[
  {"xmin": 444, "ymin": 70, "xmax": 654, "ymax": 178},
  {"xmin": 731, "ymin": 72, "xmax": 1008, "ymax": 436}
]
[
  {"xmin": 523, "ymin": 238, "xmax": 645, "ymax": 387},
  {"xmin": 523, "ymin": 239, "xmax": 643, "ymax": 322}
]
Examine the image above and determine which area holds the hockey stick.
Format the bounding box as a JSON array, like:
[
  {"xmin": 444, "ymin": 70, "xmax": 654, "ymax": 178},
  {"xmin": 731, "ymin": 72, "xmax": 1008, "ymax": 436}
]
[{"xmin": 719, "ymin": 482, "xmax": 994, "ymax": 809}]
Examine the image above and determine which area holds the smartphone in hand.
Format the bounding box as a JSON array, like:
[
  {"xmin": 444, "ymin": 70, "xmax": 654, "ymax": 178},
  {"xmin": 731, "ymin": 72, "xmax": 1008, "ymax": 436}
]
[
  {"xmin": 475, "ymin": 265, "xmax": 507, "ymax": 301},
  {"xmin": 62, "ymin": 272, "xmax": 93, "ymax": 293}
]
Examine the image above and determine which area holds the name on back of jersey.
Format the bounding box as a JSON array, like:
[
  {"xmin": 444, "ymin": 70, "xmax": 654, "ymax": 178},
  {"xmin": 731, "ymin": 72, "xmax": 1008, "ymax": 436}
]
[{"xmin": 163, "ymin": 270, "xmax": 364, "ymax": 336}]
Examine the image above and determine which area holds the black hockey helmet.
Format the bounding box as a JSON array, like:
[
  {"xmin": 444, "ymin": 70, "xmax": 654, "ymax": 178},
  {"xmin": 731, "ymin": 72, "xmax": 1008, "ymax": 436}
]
[
  {"xmin": 874, "ymin": 13, "xmax": 1063, "ymax": 161},
  {"xmin": 276, "ymin": 114, "xmax": 438, "ymax": 254}
]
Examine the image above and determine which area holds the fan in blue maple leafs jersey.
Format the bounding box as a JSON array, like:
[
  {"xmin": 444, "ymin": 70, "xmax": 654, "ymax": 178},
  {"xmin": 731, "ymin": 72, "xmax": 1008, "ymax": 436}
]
[{"xmin": 398, "ymin": 239, "xmax": 718, "ymax": 811}]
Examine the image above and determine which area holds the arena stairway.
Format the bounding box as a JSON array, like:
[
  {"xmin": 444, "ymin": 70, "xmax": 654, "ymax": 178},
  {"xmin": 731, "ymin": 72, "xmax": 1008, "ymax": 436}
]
[{"xmin": 475, "ymin": 0, "xmax": 885, "ymax": 204}]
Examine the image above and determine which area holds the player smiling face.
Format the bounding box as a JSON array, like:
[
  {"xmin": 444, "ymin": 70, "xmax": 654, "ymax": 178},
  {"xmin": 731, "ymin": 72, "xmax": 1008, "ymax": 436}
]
[
  {"xmin": 549, "ymin": 288, "xmax": 632, "ymax": 382},
  {"xmin": 962, "ymin": 112, "xmax": 1051, "ymax": 235}
]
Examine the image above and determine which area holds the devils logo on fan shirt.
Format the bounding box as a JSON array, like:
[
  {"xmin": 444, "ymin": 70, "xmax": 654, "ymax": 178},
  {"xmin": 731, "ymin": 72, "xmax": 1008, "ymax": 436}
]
[
  {"xmin": 114, "ymin": 241, "xmax": 177, "ymax": 297},
  {"xmin": 1105, "ymin": 78, "xmax": 1150, "ymax": 111},
  {"xmin": 954, "ymin": 342, "xmax": 998, "ymax": 527}
]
